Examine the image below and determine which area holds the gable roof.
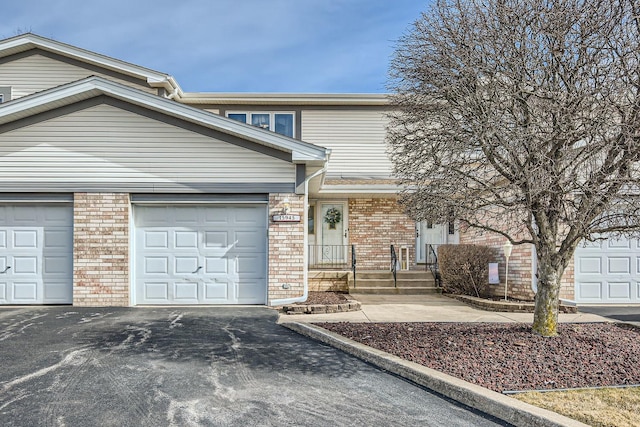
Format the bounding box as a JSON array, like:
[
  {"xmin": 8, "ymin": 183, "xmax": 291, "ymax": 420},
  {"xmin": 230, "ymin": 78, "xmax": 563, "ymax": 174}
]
[
  {"xmin": 0, "ymin": 33, "xmax": 182, "ymax": 96},
  {"xmin": 0, "ymin": 75, "xmax": 329, "ymax": 165}
]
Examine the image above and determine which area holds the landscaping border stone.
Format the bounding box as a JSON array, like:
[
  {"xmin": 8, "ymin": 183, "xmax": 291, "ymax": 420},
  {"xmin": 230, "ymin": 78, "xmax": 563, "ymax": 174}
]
[
  {"xmin": 282, "ymin": 300, "xmax": 361, "ymax": 315},
  {"xmin": 451, "ymin": 294, "xmax": 578, "ymax": 313}
]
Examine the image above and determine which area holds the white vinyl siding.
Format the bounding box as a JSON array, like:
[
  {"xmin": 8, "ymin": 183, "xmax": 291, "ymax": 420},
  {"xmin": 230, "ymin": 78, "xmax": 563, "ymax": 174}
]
[
  {"xmin": 0, "ymin": 54, "xmax": 156, "ymax": 99},
  {"xmin": 0, "ymin": 104, "xmax": 294, "ymax": 188},
  {"xmin": 301, "ymin": 110, "xmax": 391, "ymax": 178}
]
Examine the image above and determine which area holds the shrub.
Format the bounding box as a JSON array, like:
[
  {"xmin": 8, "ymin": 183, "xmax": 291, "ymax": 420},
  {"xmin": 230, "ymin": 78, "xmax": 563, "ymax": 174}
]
[{"xmin": 438, "ymin": 244, "xmax": 496, "ymax": 298}]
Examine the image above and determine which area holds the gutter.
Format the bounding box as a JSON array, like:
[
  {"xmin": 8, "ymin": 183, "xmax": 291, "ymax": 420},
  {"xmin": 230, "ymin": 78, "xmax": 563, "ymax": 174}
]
[{"xmin": 270, "ymin": 166, "xmax": 327, "ymax": 306}]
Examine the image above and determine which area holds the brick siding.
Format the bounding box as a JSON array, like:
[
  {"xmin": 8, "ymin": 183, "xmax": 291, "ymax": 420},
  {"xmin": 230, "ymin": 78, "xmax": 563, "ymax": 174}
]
[
  {"xmin": 459, "ymin": 226, "xmax": 575, "ymax": 300},
  {"xmin": 348, "ymin": 198, "xmax": 418, "ymax": 270},
  {"xmin": 268, "ymin": 193, "xmax": 305, "ymax": 302},
  {"xmin": 73, "ymin": 193, "xmax": 129, "ymax": 306}
]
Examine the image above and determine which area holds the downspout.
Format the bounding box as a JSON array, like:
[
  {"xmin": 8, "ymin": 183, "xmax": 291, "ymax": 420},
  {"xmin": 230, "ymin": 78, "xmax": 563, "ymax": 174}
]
[{"xmin": 270, "ymin": 165, "xmax": 327, "ymax": 306}]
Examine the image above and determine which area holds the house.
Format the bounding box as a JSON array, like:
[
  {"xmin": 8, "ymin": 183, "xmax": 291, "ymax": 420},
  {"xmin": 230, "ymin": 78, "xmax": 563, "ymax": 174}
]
[{"xmin": 0, "ymin": 34, "xmax": 636, "ymax": 306}]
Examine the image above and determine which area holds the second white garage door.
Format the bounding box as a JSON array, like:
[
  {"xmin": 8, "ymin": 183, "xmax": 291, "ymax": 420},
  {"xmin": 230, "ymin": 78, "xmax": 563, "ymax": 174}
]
[
  {"xmin": 134, "ymin": 204, "xmax": 267, "ymax": 305},
  {"xmin": 574, "ymin": 237, "xmax": 640, "ymax": 304}
]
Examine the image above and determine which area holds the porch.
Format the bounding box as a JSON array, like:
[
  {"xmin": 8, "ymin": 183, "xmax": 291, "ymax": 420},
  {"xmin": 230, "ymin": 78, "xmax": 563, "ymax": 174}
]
[{"xmin": 308, "ymin": 244, "xmax": 441, "ymax": 295}]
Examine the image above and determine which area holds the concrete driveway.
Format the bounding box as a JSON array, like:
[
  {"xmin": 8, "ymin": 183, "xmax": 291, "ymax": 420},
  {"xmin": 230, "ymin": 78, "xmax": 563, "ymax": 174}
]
[{"xmin": 0, "ymin": 307, "xmax": 508, "ymax": 427}]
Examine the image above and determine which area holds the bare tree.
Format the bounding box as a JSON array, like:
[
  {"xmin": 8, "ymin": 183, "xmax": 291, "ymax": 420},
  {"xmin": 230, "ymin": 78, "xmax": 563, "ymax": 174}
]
[{"xmin": 387, "ymin": 0, "xmax": 640, "ymax": 336}]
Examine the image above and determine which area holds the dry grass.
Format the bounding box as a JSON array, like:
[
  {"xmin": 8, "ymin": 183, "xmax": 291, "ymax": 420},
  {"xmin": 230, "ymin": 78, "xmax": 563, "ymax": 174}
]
[{"xmin": 513, "ymin": 387, "xmax": 640, "ymax": 427}]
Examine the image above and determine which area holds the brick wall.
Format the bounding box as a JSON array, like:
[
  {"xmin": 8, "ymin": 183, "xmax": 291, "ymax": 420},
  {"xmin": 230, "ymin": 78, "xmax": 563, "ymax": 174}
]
[
  {"xmin": 459, "ymin": 226, "xmax": 576, "ymax": 301},
  {"xmin": 459, "ymin": 227, "xmax": 535, "ymax": 300},
  {"xmin": 73, "ymin": 193, "xmax": 129, "ymax": 306},
  {"xmin": 268, "ymin": 193, "xmax": 305, "ymax": 302},
  {"xmin": 348, "ymin": 198, "xmax": 417, "ymax": 270}
]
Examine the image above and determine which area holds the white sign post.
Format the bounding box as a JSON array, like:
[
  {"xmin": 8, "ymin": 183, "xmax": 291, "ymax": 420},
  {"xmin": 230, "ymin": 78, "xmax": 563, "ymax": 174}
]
[{"xmin": 503, "ymin": 240, "xmax": 513, "ymax": 301}]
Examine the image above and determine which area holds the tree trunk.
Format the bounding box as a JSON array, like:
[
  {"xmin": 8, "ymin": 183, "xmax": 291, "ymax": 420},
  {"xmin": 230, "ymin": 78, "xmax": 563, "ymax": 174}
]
[{"xmin": 532, "ymin": 257, "xmax": 563, "ymax": 337}]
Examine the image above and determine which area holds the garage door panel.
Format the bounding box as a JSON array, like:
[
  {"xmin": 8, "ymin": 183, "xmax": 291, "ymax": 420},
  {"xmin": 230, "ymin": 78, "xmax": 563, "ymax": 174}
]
[
  {"xmin": 174, "ymin": 281, "xmax": 198, "ymax": 300},
  {"xmin": 13, "ymin": 257, "xmax": 37, "ymax": 274},
  {"xmin": 237, "ymin": 254, "xmax": 266, "ymax": 278},
  {"xmin": 608, "ymin": 238, "xmax": 631, "ymax": 249},
  {"xmin": 13, "ymin": 282, "xmax": 37, "ymax": 301},
  {"xmin": 144, "ymin": 231, "xmax": 169, "ymax": 248},
  {"xmin": 608, "ymin": 257, "xmax": 630, "ymax": 274},
  {"xmin": 13, "ymin": 206, "xmax": 38, "ymax": 224},
  {"xmin": 205, "ymin": 257, "xmax": 227, "ymax": 274},
  {"xmin": 234, "ymin": 230, "xmax": 264, "ymax": 251},
  {"xmin": 173, "ymin": 207, "xmax": 199, "ymax": 225},
  {"xmin": 175, "ymin": 231, "xmax": 198, "ymax": 249},
  {"xmin": 237, "ymin": 281, "xmax": 266, "ymax": 303},
  {"xmin": 143, "ymin": 282, "xmax": 169, "ymax": 301},
  {"xmin": 579, "ymin": 257, "xmax": 601, "ymax": 274},
  {"xmin": 43, "ymin": 281, "xmax": 72, "ymax": 302},
  {"xmin": 44, "ymin": 229, "xmax": 72, "ymax": 248},
  {"xmin": 14, "ymin": 230, "xmax": 38, "ymax": 248},
  {"xmin": 0, "ymin": 231, "xmax": 6, "ymax": 248},
  {"xmin": 577, "ymin": 282, "xmax": 602, "ymax": 300},
  {"xmin": 175, "ymin": 257, "xmax": 199, "ymax": 274},
  {"xmin": 202, "ymin": 281, "xmax": 229, "ymax": 302},
  {"xmin": 234, "ymin": 207, "xmax": 266, "ymax": 225},
  {"xmin": 145, "ymin": 257, "xmax": 168, "ymax": 274},
  {"xmin": 0, "ymin": 283, "xmax": 6, "ymax": 301},
  {"xmin": 44, "ymin": 255, "xmax": 71, "ymax": 274},
  {"xmin": 135, "ymin": 204, "xmax": 266, "ymax": 305},
  {"xmin": 204, "ymin": 207, "xmax": 229, "ymax": 224},
  {"xmin": 204, "ymin": 231, "xmax": 228, "ymax": 248},
  {"xmin": 608, "ymin": 282, "xmax": 631, "ymax": 299}
]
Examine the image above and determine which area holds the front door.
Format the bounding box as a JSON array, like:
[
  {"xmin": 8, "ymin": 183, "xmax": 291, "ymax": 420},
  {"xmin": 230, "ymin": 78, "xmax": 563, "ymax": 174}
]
[
  {"xmin": 416, "ymin": 222, "xmax": 446, "ymax": 263},
  {"xmin": 319, "ymin": 202, "xmax": 347, "ymax": 265}
]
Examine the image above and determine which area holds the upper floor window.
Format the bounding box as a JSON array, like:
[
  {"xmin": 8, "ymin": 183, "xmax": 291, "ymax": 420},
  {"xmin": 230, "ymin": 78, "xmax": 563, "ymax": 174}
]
[
  {"xmin": 227, "ymin": 112, "xmax": 294, "ymax": 138},
  {"xmin": 0, "ymin": 87, "xmax": 10, "ymax": 104}
]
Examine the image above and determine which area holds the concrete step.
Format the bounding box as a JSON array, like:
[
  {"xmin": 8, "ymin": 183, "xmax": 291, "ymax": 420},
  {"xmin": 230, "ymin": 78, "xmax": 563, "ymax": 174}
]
[
  {"xmin": 355, "ymin": 270, "xmax": 434, "ymax": 280},
  {"xmin": 349, "ymin": 287, "xmax": 442, "ymax": 295},
  {"xmin": 352, "ymin": 279, "xmax": 436, "ymax": 288}
]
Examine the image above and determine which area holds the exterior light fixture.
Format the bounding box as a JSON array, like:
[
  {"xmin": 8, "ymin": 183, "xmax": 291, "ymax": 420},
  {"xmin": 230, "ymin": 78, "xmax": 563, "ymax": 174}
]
[
  {"xmin": 503, "ymin": 240, "xmax": 513, "ymax": 301},
  {"xmin": 283, "ymin": 197, "xmax": 290, "ymax": 214}
]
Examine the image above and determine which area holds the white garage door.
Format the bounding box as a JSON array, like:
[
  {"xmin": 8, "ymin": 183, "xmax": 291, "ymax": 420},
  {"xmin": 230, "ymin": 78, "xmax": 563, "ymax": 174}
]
[
  {"xmin": 135, "ymin": 204, "xmax": 267, "ymax": 305},
  {"xmin": 574, "ymin": 237, "xmax": 640, "ymax": 304},
  {"xmin": 0, "ymin": 204, "xmax": 73, "ymax": 304}
]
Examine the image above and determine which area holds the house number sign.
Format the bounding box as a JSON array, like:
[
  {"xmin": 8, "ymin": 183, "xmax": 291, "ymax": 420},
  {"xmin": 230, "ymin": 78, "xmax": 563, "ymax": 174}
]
[{"xmin": 272, "ymin": 214, "xmax": 301, "ymax": 222}]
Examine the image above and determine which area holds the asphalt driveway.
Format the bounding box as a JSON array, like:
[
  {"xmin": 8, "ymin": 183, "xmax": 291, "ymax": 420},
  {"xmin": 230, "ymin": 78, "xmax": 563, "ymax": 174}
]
[
  {"xmin": 578, "ymin": 305, "xmax": 640, "ymax": 323},
  {"xmin": 0, "ymin": 307, "xmax": 508, "ymax": 427}
]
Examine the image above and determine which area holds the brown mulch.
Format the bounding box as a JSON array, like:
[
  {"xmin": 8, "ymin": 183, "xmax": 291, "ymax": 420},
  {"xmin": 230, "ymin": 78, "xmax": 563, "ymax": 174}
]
[
  {"xmin": 293, "ymin": 291, "xmax": 351, "ymax": 305},
  {"xmin": 317, "ymin": 321, "xmax": 640, "ymax": 393}
]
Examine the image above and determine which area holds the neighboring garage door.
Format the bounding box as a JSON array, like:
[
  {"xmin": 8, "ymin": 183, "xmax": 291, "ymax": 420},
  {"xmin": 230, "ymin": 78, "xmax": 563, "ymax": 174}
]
[
  {"xmin": 134, "ymin": 204, "xmax": 267, "ymax": 305},
  {"xmin": 575, "ymin": 237, "xmax": 640, "ymax": 303},
  {"xmin": 0, "ymin": 203, "xmax": 73, "ymax": 304}
]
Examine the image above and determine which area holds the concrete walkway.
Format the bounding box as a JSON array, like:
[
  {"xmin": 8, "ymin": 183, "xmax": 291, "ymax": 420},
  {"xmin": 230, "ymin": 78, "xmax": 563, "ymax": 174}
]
[{"xmin": 278, "ymin": 293, "xmax": 609, "ymax": 324}]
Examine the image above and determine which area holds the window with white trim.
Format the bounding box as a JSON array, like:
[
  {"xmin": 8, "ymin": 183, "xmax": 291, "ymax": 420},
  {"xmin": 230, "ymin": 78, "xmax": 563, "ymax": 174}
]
[
  {"xmin": 227, "ymin": 112, "xmax": 295, "ymax": 138},
  {"xmin": 0, "ymin": 87, "xmax": 11, "ymax": 103}
]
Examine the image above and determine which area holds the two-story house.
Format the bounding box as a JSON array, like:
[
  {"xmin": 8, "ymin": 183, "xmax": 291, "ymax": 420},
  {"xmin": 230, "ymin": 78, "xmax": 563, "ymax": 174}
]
[{"xmin": 0, "ymin": 34, "xmax": 636, "ymax": 307}]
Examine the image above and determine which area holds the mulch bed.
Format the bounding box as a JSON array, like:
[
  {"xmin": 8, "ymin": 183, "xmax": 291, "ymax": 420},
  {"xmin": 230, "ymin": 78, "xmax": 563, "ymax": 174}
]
[
  {"xmin": 317, "ymin": 321, "xmax": 640, "ymax": 393},
  {"xmin": 293, "ymin": 291, "xmax": 351, "ymax": 305}
]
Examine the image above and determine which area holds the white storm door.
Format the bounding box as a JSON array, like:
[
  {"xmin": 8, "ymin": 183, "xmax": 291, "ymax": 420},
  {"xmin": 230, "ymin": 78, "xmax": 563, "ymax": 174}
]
[
  {"xmin": 319, "ymin": 202, "xmax": 347, "ymax": 264},
  {"xmin": 135, "ymin": 205, "xmax": 266, "ymax": 305},
  {"xmin": 416, "ymin": 222, "xmax": 446, "ymax": 263},
  {"xmin": 0, "ymin": 204, "xmax": 73, "ymax": 305}
]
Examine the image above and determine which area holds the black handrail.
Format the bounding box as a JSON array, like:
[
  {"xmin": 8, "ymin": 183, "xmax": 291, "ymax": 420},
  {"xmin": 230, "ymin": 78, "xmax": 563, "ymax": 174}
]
[
  {"xmin": 390, "ymin": 245, "xmax": 398, "ymax": 287},
  {"xmin": 426, "ymin": 243, "xmax": 441, "ymax": 287},
  {"xmin": 351, "ymin": 244, "xmax": 356, "ymax": 289}
]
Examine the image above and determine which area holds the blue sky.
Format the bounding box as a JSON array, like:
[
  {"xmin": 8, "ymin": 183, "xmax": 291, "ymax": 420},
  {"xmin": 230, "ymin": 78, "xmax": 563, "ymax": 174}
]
[{"xmin": 3, "ymin": 1, "xmax": 429, "ymax": 93}]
